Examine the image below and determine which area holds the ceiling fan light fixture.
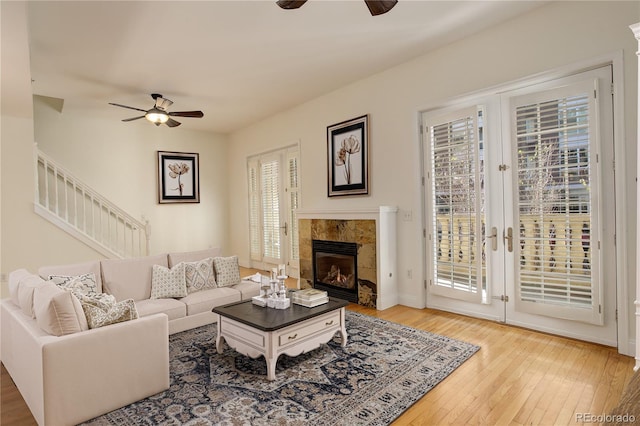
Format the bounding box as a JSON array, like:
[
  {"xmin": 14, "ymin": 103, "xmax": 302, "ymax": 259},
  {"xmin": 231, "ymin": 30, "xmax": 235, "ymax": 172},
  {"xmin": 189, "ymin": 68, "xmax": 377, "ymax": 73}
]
[{"xmin": 146, "ymin": 108, "xmax": 169, "ymax": 124}]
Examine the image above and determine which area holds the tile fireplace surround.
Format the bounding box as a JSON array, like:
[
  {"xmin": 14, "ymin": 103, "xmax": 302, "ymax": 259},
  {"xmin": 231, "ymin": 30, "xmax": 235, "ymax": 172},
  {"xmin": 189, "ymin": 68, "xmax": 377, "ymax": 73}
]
[{"xmin": 296, "ymin": 206, "xmax": 398, "ymax": 310}]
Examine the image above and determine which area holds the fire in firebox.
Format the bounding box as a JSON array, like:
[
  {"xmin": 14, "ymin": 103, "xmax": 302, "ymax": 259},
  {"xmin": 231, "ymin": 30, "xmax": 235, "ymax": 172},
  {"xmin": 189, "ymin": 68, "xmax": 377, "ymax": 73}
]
[{"xmin": 322, "ymin": 265, "xmax": 354, "ymax": 288}]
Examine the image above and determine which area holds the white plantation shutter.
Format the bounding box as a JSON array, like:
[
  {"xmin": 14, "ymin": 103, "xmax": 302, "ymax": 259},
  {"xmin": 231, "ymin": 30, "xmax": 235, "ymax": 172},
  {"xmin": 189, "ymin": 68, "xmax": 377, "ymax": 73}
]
[
  {"xmin": 248, "ymin": 160, "xmax": 261, "ymax": 261},
  {"xmin": 287, "ymin": 151, "xmax": 300, "ymax": 260},
  {"xmin": 512, "ymin": 79, "xmax": 602, "ymax": 324},
  {"xmin": 427, "ymin": 106, "xmax": 486, "ymax": 303},
  {"xmin": 261, "ymin": 157, "xmax": 281, "ymax": 260},
  {"xmin": 247, "ymin": 147, "xmax": 300, "ymax": 268}
]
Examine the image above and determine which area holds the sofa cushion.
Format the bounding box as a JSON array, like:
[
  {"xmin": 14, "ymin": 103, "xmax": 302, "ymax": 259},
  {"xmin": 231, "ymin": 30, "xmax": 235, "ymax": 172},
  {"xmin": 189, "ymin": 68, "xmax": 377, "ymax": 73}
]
[
  {"xmin": 48, "ymin": 273, "xmax": 98, "ymax": 296},
  {"xmin": 33, "ymin": 281, "xmax": 89, "ymax": 336},
  {"xmin": 39, "ymin": 260, "xmax": 103, "ymax": 293},
  {"xmin": 167, "ymin": 248, "xmax": 221, "ymax": 267},
  {"xmin": 80, "ymin": 297, "xmax": 138, "ymax": 329},
  {"xmin": 18, "ymin": 275, "xmax": 46, "ymax": 318},
  {"xmin": 213, "ymin": 256, "xmax": 241, "ymax": 287},
  {"xmin": 135, "ymin": 298, "xmax": 187, "ymax": 321},
  {"xmin": 179, "ymin": 287, "xmax": 241, "ymax": 316},
  {"xmin": 8, "ymin": 269, "xmax": 31, "ymax": 306},
  {"xmin": 101, "ymin": 254, "xmax": 168, "ymax": 301},
  {"xmin": 233, "ymin": 280, "xmax": 262, "ymax": 300},
  {"xmin": 151, "ymin": 263, "xmax": 187, "ymax": 299},
  {"xmin": 184, "ymin": 258, "xmax": 217, "ymax": 293}
]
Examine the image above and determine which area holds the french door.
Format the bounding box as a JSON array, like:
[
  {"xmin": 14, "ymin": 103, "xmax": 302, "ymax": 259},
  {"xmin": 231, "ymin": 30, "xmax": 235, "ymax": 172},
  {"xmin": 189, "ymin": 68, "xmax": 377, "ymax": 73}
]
[
  {"xmin": 247, "ymin": 146, "xmax": 300, "ymax": 277},
  {"xmin": 422, "ymin": 66, "xmax": 617, "ymax": 346}
]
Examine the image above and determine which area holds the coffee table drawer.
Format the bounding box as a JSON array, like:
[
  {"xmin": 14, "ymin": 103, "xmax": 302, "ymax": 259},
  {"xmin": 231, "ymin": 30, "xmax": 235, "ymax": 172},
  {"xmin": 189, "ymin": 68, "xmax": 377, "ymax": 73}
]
[
  {"xmin": 221, "ymin": 319, "xmax": 265, "ymax": 348},
  {"xmin": 277, "ymin": 310, "xmax": 341, "ymax": 347}
]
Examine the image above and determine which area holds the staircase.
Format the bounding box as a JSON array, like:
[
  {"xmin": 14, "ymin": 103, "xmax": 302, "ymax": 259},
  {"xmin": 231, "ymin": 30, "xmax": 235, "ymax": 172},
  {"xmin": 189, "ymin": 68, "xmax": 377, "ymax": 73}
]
[{"xmin": 34, "ymin": 146, "xmax": 150, "ymax": 259}]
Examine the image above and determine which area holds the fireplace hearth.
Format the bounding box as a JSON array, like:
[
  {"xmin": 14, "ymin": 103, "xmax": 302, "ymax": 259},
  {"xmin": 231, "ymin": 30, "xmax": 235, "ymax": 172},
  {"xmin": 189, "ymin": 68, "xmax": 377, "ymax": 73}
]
[{"xmin": 312, "ymin": 239, "xmax": 358, "ymax": 303}]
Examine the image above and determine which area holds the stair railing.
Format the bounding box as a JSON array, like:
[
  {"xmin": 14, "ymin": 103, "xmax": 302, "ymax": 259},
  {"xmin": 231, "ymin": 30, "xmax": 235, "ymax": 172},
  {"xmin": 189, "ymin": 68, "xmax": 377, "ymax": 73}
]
[{"xmin": 33, "ymin": 144, "xmax": 150, "ymax": 259}]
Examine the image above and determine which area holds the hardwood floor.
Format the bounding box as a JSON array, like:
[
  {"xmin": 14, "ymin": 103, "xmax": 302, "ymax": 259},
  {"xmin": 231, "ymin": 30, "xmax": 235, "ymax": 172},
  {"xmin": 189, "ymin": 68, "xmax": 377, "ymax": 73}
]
[
  {"xmin": 1, "ymin": 288, "xmax": 634, "ymax": 425},
  {"xmin": 348, "ymin": 304, "xmax": 634, "ymax": 425},
  {"xmin": 1, "ymin": 364, "xmax": 37, "ymax": 426}
]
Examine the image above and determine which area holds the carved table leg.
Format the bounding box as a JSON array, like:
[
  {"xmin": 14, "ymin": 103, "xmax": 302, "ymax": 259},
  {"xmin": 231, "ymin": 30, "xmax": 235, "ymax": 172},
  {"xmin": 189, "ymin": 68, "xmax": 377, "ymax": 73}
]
[
  {"xmin": 340, "ymin": 328, "xmax": 348, "ymax": 347},
  {"xmin": 266, "ymin": 355, "xmax": 278, "ymax": 381},
  {"xmin": 216, "ymin": 321, "xmax": 224, "ymax": 354},
  {"xmin": 340, "ymin": 307, "xmax": 348, "ymax": 347}
]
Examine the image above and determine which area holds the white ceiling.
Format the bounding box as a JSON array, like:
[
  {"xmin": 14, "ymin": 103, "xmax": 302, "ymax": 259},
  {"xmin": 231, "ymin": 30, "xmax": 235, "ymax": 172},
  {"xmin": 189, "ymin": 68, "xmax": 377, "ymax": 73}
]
[{"xmin": 26, "ymin": 0, "xmax": 544, "ymax": 134}]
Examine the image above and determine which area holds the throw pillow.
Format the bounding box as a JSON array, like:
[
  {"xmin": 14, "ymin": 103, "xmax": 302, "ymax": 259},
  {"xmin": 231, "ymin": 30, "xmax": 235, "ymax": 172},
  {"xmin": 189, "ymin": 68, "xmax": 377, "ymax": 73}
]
[
  {"xmin": 33, "ymin": 281, "xmax": 89, "ymax": 336},
  {"xmin": 213, "ymin": 256, "xmax": 241, "ymax": 287},
  {"xmin": 48, "ymin": 273, "xmax": 98, "ymax": 297},
  {"xmin": 18, "ymin": 275, "xmax": 46, "ymax": 318},
  {"xmin": 150, "ymin": 263, "xmax": 187, "ymax": 299},
  {"xmin": 183, "ymin": 257, "xmax": 217, "ymax": 293},
  {"xmin": 79, "ymin": 294, "xmax": 138, "ymax": 329}
]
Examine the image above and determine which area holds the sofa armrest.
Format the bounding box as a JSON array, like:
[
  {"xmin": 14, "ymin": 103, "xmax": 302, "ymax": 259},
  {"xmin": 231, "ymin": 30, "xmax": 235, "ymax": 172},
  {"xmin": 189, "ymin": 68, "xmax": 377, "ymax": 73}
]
[{"xmin": 42, "ymin": 313, "xmax": 169, "ymax": 425}]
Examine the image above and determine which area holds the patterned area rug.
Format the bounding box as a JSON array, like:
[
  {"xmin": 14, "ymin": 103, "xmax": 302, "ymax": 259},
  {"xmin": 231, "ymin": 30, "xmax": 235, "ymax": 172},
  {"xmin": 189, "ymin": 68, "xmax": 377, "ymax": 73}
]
[{"xmin": 84, "ymin": 311, "xmax": 479, "ymax": 425}]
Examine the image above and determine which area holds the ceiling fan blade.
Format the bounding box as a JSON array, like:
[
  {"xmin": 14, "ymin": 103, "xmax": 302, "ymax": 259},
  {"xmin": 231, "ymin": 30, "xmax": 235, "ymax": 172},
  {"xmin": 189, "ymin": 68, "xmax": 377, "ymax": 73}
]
[
  {"xmin": 276, "ymin": 0, "xmax": 307, "ymax": 10},
  {"xmin": 168, "ymin": 110, "xmax": 204, "ymax": 118},
  {"xmin": 122, "ymin": 116, "xmax": 145, "ymax": 122},
  {"xmin": 108, "ymin": 103, "xmax": 147, "ymax": 113},
  {"xmin": 364, "ymin": 0, "xmax": 398, "ymax": 16},
  {"xmin": 165, "ymin": 118, "xmax": 182, "ymax": 128}
]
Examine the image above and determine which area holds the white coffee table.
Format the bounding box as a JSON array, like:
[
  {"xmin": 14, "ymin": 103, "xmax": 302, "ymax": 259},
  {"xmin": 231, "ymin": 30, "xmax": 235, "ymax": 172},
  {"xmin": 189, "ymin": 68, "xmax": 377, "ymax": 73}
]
[{"xmin": 212, "ymin": 298, "xmax": 349, "ymax": 381}]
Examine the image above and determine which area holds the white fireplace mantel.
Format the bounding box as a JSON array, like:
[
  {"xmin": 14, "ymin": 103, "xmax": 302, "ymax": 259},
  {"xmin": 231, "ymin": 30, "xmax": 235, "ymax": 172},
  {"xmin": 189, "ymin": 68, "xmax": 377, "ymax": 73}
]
[
  {"xmin": 295, "ymin": 206, "xmax": 397, "ymax": 221},
  {"xmin": 295, "ymin": 206, "xmax": 398, "ymax": 310}
]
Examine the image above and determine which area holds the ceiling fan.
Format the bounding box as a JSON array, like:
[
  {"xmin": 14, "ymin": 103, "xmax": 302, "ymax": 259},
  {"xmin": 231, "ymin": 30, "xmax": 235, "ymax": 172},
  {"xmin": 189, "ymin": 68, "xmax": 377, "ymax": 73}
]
[
  {"xmin": 109, "ymin": 93, "xmax": 204, "ymax": 128},
  {"xmin": 276, "ymin": 0, "xmax": 398, "ymax": 16}
]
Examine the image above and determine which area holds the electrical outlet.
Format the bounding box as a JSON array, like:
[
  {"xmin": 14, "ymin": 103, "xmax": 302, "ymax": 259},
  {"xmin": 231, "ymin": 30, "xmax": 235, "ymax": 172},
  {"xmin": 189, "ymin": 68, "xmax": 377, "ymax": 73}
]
[
  {"xmin": 407, "ymin": 269, "xmax": 412, "ymax": 279},
  {"xmin": 0, "ymin": 272, "xmax": 7, "ymax": 282},
  {"xmin": 402, "ymin": 210, "xmax": 413, "ymax": 222}
]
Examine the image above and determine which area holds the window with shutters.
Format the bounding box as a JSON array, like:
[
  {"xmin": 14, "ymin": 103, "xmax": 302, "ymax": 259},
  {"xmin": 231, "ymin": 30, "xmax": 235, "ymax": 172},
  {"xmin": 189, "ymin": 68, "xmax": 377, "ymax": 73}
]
[
  {"xmin": 513, "ymin": 87, "xmax": 599, "ymax": 318},
  {"xmin": 247, "ymin": 146, "xmax": 300, "ymax": 267},
  {"xmin": 287, "ymin": 151, "xmax": 300, "ymax": 261},
  {"xmin": 423, "ymin": 65, "xmax": 615, "ymax": 343},
  {"xmin": 427, "ymin": 106, "xmax": 486, "ymax": 303},
  {"xmin": 261, "ymin": 158, "xmax": 281, "ymax": 260},
  {"xmin": 248, "ymin": 161, "xmax": 261, "ymax": 261}
]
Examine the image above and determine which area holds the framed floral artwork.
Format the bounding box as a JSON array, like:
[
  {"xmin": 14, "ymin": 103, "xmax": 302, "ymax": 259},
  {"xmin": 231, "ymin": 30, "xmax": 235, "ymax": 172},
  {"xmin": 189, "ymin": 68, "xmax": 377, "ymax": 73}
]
[
  {"xmin": 157, "ymin": 151, "xmax": 200, "ymax": 203},
  {"xmin": 327, "ymin": 114, "xmax": 369, "ymax": 197}
]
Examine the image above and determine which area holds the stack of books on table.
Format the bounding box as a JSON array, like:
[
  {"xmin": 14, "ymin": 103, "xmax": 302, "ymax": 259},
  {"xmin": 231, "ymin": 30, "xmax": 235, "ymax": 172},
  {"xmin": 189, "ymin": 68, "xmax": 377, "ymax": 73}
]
[{"xmin": 292, "ymin": 289, "xmax": 329, "ymax": 307}]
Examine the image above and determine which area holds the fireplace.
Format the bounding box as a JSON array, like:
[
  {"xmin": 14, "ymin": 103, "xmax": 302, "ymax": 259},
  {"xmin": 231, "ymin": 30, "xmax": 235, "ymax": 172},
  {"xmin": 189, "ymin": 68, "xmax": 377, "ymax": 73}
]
[
  {"xmin": 312, "ymin": 239, "xmax": 358, "ymax": 303},
  {"xmin": 312, "ymin": 240, "xmax": 358, "ymax": 303},
  {"xmin": 298, "ymin": 207, "xmax": 398, "ymax": 310}
]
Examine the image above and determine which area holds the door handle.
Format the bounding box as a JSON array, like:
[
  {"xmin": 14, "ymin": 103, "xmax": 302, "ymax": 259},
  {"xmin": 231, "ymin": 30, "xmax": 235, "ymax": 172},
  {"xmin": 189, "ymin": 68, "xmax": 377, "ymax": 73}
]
[
  {"xmin": 504, "ymin": 227, "xmax": 513, "ymax": 252},
  {"xmin": 487, "ymin": 226, "xmax": 498, "ymax": 251},
  {"xmin": 280, "ymin": 222, "xmax": 288, "ymax": 236}
]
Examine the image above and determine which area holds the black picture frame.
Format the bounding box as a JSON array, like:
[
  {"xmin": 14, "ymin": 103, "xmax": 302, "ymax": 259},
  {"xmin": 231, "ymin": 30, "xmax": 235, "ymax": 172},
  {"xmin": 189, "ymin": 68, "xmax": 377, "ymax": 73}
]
[
  {"xmin": 327, "ymin": 114, "xmax": 369, "ymax": 197},
  {"xmin": 157, "ymin": 151, "xmax": 200, "ymax": 203}
]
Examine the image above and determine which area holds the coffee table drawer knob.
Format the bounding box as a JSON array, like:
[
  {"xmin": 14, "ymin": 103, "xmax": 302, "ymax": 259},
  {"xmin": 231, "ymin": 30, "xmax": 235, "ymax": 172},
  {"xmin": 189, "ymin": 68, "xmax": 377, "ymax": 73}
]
[{"xmin": 288, "ymin": 334, "xmax": 298, "ymax": 340}]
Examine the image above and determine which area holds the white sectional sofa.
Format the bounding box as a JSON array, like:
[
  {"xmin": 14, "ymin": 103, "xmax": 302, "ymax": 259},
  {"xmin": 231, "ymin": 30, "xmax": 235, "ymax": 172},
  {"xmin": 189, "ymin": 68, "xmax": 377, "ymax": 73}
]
[{"xmin": 1, "ymin": 248, "xmax": 260, "ymax": 426}]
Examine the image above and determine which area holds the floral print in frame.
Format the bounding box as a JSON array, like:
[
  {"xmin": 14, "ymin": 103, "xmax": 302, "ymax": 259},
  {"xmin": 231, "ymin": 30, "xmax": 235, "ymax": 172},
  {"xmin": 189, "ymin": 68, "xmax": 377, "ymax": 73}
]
[
  {"xmin": 157, "ymin": 151, "xmax": 200, "ymax": 203},
  {"xmin": 327, "ymin": 115, "xmax": 369, "ymax": 197}
]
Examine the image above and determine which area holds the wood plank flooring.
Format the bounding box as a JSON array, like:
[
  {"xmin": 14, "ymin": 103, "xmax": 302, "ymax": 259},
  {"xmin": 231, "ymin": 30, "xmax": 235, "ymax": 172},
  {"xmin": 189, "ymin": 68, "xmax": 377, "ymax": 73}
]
[
  {"xmin": 1, "ymin": 282, "xmax": 634, "ymax": 425},
  {"xmin": 347, "ymin": 304, "xmax": 634, "ymax": 425}
]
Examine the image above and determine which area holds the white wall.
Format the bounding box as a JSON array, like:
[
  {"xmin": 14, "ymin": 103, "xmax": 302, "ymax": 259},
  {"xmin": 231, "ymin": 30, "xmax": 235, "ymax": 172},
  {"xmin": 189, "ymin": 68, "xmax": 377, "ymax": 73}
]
[
  {"xmin": 227, "ymin": 1, "xmax": 638, "ymax": 333},
  {"xmin": 0, "ymin": 1, "xmax": 65, "ymax": 297}
]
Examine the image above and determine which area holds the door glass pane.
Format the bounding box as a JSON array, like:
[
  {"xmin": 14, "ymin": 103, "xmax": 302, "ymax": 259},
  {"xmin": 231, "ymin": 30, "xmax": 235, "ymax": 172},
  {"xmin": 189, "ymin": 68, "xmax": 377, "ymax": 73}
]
[
  {"xmin": 248, "ymin": 164, "xmax": 261, "ymax": 260},
  {"xmin": 516, "ymin": 94, "xmax": 593, "ymax": 308},
  {"xmin": 430, "ymin": 108, "xmax": 485, "ymax": 297},
  {"xmin": 288, "ymin": 155, "xmax": 299, "ymax": 260},
  {"xmin": 261, "ymin": 159, "xmax": 281, "ymax": 259}
]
